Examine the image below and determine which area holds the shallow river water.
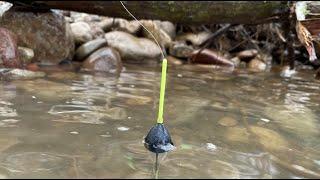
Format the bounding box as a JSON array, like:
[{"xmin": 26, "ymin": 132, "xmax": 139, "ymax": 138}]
[{"xmin": 0, "ymin": 64, "xmax": 319, "ymax": 178}]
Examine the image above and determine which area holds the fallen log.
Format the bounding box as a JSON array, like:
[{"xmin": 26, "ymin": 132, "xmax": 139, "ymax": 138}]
[{"xmin": 6, "ymin": 1, "xmax": 289, "ymax": 24}]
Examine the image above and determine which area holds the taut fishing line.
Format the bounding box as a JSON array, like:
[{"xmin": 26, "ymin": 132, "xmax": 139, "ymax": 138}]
[
  {"xmin": 120, "ymin": 1, "xmax": 165, "ymax": 60},
  {"xmin": 120, "ymin": 1, "xmax": 175, "ymax": 179}
]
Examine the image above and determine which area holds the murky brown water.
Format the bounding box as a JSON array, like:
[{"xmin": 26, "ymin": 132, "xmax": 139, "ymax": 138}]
[{"xmin": 0, "ymin": 64, "xmax": 319, "ymax": 178}]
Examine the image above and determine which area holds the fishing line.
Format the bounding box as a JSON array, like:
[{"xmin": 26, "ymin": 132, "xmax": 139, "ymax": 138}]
[
  {"xmin": 120, "ymin": 1, "xmax": 175, "ymax": 179},
  {"xmin": 120, "ymin": 1, "xmax": 165, "ymax": 60}
]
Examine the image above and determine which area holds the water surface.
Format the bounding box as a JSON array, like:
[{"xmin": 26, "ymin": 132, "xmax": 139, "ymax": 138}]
[{"xmin": 0, "ymin": 64, "xmax": 319, "ymax": 178}]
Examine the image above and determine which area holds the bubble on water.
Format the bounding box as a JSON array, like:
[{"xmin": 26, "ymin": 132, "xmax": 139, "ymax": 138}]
[
  {"xmin": 206, "ymin": 143, "xmax": 217, "ymax": 151},
  {"xmin": 260, "ymin": 118, "xmax": 270, "ymax": 123},
  {"xmin": 117, "ymin": 126, "xmax": 129, "ymax": 131}
]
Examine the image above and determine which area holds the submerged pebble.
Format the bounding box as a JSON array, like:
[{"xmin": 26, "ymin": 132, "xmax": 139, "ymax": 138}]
[
  {"xmin": 225, "ymin": 126, "xmax": 290, "ymax": 152},
  {"xmin": 106, "ymin": 107, "xmax": 127, "ymax": 120},
  {"xmin": 218, "ymin": 116, "xmax": 238, "ymax": 127}
]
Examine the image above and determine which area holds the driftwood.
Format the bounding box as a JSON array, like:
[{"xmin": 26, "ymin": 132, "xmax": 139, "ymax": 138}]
[{"xmin": 6, "ymin": 1, "xmax": 289, "ymax": 25}]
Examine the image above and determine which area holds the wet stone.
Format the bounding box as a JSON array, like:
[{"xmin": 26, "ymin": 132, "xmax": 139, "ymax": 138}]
[
  {"xmin": 17, "ymin": 47, "xmax": 34, "ymax": 64},
  {"xmin": 0, "ymin": 27, "xmax": 20, "ymax": 68},
  {"xmin": 169, "ymin": 41, "xmax": 194, "ymax": 58},
  {"xmin": 218, "ymin": 117, "xmax": 238, "ymax": 127},
  {"xmin": 237, "ymin": 49, "xmax": 258, "ymax": 60},
  {"xmin": 141, "ymin": 20, "xmax": 172, "ymax": 48},
  {"xmin": 82, "ymin": 47, "xmax": 122, "ymax": 74},
  {"xmin": 225, "ymin": 126, "xmax": 290, "ymax": 152},
  {"xmin": 104, "ymin": 31, "xmax": 161, "ymax": 62},
  {"xmin": 74, "ymin": 38, "xmax": 108, "ymax": 61},
  {"xmin": 105, "ymin": 107, "xmax": 127, "ymax": 120},
  {"xmin": 125, "ymin": 96, "xmax": 152, "ymax": 106},
  {"xmin": 2, "ymin": 69, "xmax": 45, "ymax": 80},
  {"xmin": 176, "ymin": 31, "xmax": 211, "ymax": 46},
  {"xmin": 248, "ymin": 58, "xmax": 267, "ymax": 72},
  {"xmin": 70, "ymin": 21, "xmax": 93, "ymax": 45},
  {"xmin": 167, "ymin": 56, "xmax": 183, "ymax": 66},
  {"xmin": 0, "ymin": 9, "xmax": 74, "ymax": 65}
]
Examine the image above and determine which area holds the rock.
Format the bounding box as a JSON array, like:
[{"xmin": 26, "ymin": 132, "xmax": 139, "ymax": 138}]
[
  {"xmin": 125, "ymin": 96, "xmax": 152, "ymax": 105},
  {"xmin": 189, "ymin": 49, "xmax": 234, "ymax": 67},
  {"xmin": 64, "ymin": 16, "xmax": 73, "ymax": 23},
  {"xmin": 52, "ymin": 10, "xmax": 70, "ymax": 17},
  {"xmin": 0, "ymin": 1, "xmax": 12, "ymax": 17},
  {"xmin": 230, "ymin": 56, "xmax": 241, "ymax": 67},
  {"xmin": 280, "ymin": 65, "xmax": 296, "ymax": 78},
  {"xmin": 104, "ymin": 31, "xmax": 161, "ymax": 62},
  {"xmin": 70, "ymin": 11, "xmax": 101, "ymax": 23},
  {"xmin": 70, "ymin": 21, "xmax": 93, "ymax": 45},
  {"xmin": 237, "ymin": 49, "xmax": 258, "ymax": 60},
  {"xmin": 264, "ymin": 105, "xmax": 319, "ymax": 139},
  {"xmin": 167, "ymin": 56, "xmax": 183, "ymax": 66},
  {"xmin": 26, "ymin": 63, "xmax": 39, "ymax": 72},
  {"xmin": 98, "ymin": 17, "xmax": 141, "ymax": 34},
  {"xmin": 0, "ymin": 9, "xmax": 75, "ymax": 65},
  {"xmin": 17, "ymin": 47, "xmax": 34, "ymax": 64},
  {"xmin": 141, "ymin": 20, "xmax": 172, "ymax": 48},
  {"xmin": 0, "ymin": 27, "xmax": 21, "ymax": 68},
  {"xmin": 218, "ymin": 116, "xmax": 238, "ymax": 127},
  {"xmin": 74, "ymin": 38, "xmax": 108, "ymax": 61},
  {"xmin": 176, "ymin": 31, "xmax": 211, "ymax": 46},
  {"xmin": 239, "ymin": 61, "xmax": 247, "ymax": 68},
  {"xmin": 169, "ymin": 41, "xmax": 194, "ymax": 58},
  {"xmin": 88, "ymin": 22, "xmax": 105, "ymax": 39},
  {"xmin": 97, "ymin": 17, "xmax": 114, "ymax": 32},
  {"xmin": 105, "ymin": 107, "xmax": 127, "ymax": 120},
  {"xmin": 158, "ymin": 21, "xmax": 176, "ymax": 39},
  {"xmin": 247, "ymin": 58, "xmax": 267, "ymax": 72},
  {"xmin": 113, "ymin": 18, "xmax": 141, "ymax": 34},
  {"xmin": 82, "ymin": 47, "xmax": 122, "ymax": 74},
  {"xmin": 225, "ymin": 126, "xmax": 290, "ymax": 152},
  {"xmin": 1, "ymin": 69, "xmax": 45, "ymax": 79}
]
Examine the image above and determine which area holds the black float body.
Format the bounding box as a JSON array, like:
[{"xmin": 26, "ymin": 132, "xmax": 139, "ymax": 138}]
[{"xmin": 144, "ymin": 123, "xmax": 175, "ymax": 153}]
